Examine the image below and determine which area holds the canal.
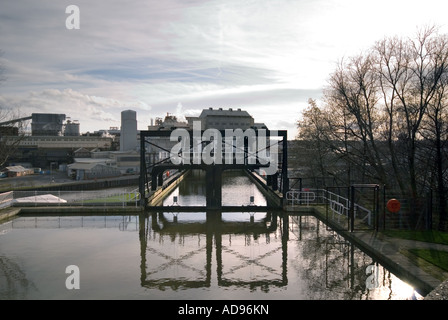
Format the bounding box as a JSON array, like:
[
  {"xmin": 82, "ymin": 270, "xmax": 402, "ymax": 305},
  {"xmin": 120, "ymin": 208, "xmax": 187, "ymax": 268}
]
[{"xmin": 0, "ymin": 170, "xmax": 422, "ymax": 300}]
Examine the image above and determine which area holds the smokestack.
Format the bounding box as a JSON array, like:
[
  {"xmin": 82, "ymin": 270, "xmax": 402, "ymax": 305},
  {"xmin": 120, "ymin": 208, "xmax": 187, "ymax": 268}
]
[{"xmin": 120, "ymin": 110, "xmax": 137, "ymax": 151}]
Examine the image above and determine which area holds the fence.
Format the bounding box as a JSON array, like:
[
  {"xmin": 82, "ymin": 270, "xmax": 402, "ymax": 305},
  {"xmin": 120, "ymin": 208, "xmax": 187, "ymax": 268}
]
[
  {"xmin": 0, "ymin": 190, "xmax": 141, "ymax": 209},
  {"xmin": 286, "ymin": 185, "xmax": 447, "ymax": 231},
  {"xmin": 380, "ymin": 189, "xmax": 440, "ymax": 231},
  {"xmin": 286, "ymin": 186, "xmax": 379, "ymax": 231}
]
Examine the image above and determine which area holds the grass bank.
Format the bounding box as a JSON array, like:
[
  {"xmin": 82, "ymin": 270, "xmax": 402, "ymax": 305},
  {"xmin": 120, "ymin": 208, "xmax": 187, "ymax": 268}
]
[
  {"xmin": 382, "ymin": 229, "xmax": 448, "ymax": 278},
  {"xmin": 382, "ymin": 230, "xmax": 448, "ymax": 245}
]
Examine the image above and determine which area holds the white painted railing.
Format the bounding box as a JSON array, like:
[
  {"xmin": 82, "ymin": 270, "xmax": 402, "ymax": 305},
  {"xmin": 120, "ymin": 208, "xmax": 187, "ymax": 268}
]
[
  {"xmin": 0, "ymin": 191, "xmax": 14, "ymax": 209},
  {"xmin": 286, "ymin": 188, "xmax": 372, "ymax": 225}
]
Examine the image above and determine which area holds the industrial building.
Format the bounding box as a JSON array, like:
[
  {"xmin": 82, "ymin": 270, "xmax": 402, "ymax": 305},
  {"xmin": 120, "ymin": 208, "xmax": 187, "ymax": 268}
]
[
  {"xmin": 66, "ymin": 110, "xmax": 141, "ymax": 180},
  {"xmin": 31, "ymin": 113, "xmax": 66, "ymax": 136},
  {"xmin": 1, "ymin": 108, "xmax": 268, "ymax": 180},
  {"xmin": 0, "ymin": 113, "xmax": 79, "ymax": 137},
  {"xmin": 67, "ymin": 162, "xmax": 122, "ymax": 181},
  {"xmin": 64, "ymin": 119, "xmax": 80, "ymax": 136},
  {"xmin": 0, "ymin": 112, "xmax": 112, "ymax": 170},
  {"xmin": 120, "ymin": 110, "xmax": 138, "ymax": 152},
  {"xmin": 194, "ymin": 107, "xmax": 255, "ymax": 130},
  {"xmin": 144, "ymin": 108, "xmax": 267, "ymax": 167},
  {"xmin": 5, "ymin": 135, "xmax": 113, "ymax": 169},
  {"xmin": 1, "ymin": 165, "xmax": 35, "ymax": 177}
]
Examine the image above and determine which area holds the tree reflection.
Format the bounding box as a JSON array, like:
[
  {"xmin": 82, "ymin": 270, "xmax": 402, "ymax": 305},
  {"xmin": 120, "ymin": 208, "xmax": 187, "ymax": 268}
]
[
  {"xmin": 138, "ymin": 211, "xmax": 416, "ymax": 299},
  {"xmin": 0, "ymin": 255, "xmax": 37, "ymax": 299}
]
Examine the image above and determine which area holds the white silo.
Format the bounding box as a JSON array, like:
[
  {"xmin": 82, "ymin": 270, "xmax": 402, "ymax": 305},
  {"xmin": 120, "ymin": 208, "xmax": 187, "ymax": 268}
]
[{"xmin": 120, "ymin": 110, "xmax": 138, "ymax": 151}]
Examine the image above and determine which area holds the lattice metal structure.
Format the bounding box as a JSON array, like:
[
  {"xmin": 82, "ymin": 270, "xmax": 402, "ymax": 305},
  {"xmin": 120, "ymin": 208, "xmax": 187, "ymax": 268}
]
[{"xmin": 139, "ymin": 129, "xmax": 289, "ymax": 209}]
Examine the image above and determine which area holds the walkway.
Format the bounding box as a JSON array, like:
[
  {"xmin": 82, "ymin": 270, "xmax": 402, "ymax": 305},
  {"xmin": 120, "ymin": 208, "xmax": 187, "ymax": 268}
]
[
  {"xmin": 288, "ymin": 201, "xmax": 448, "ymax": 299},
  {"xmin": 330, "ymin": 222, "xmax": 448, "ymax": 299}
]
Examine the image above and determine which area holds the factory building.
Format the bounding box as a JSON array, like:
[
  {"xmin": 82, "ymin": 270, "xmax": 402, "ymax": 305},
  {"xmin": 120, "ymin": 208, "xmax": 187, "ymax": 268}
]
[
  {"xmin": 66, "ymin": 110, "xmax": 141, "ymax": 180},
  {"xmin": 67, "ymin": 162, "xmax": 122, "ymax": 181},
  {"xmin": 5, "ymin": 135, "xmax": 113, "ymax": 169},
  {"xmin": 31, "ymin": 113, "xmax": 66, "ymax": 136},
  {"xmin": 64, "ymin": 119, "xmax": 80, "ymax": 136},
  {"xmin": 1, "ymin": 113, "xmax": 111, "ymax": 170},
  {"xmin": 145, "ymin": 108, "xmax": 267, "ymax": 167},
  {"xmin": 195, "ymin": 107, "xmax": 255, "ymax": 130},
  {"xmin": 146, "ymin": 113, "xmax": 190, "ymax": 166},
  {"xmin": 1, "ymin": 165, "xmax": 35, "ymax": 177},
  {"xmin": 184, "ymin": 107, "xmax": 267, "ymax": 131}
]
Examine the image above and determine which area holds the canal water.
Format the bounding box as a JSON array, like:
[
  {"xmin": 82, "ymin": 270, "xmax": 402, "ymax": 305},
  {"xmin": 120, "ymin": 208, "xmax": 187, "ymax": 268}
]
[{"xmin": 0, "ymin": 170, "xmax": 422, "ymax": 300}]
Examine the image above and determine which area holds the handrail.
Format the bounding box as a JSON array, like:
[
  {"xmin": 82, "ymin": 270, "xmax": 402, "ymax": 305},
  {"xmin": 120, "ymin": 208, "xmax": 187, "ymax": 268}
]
[{"xmin": 286, "ymin": 188, "xmax": 372, "ymax": 225}]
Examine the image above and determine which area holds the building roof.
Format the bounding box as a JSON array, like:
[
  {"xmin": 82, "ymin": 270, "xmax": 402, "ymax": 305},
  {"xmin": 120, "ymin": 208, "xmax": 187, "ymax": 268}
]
[
  {"xmin": 14, "ymin": 194, "xmax": 67, "ymax": 203},
  {"xmin": 67, "ymin": 162, "xmax": 103, "ymax": 170},
  {"xmin": 4, "ymin": 165, "xmax": 32, "ymax": 173},
  {"xmin": 68, "ymin": 162, "xmax": 122, "ymax": 172},
  {"xmin": 199, "ymin": 108, "xmax": 252, "ymax": 118}
]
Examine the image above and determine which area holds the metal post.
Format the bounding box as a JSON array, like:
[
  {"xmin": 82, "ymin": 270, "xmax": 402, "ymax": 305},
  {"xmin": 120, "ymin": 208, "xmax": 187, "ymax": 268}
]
[
  {"xmin": 428, "ymin": 189, "xmax": 433, "ymax": 230},
  {"xmin": 139, "ymin": 131, "xmax": 146, "ymax": 208},
  {"xmin": 383, "ymin": 185, "xmax": 386, "ymax": 230},
  {"xmin": 282, "ymin": 131, "xmax": 289, "ymax": 199},
  {"xmin": 349, "ymin": 185, "xmax": 355, "ymax": 232},
  {"xmin": 375, "ymin": 185, "xmax": 379, "ymax": 232}
]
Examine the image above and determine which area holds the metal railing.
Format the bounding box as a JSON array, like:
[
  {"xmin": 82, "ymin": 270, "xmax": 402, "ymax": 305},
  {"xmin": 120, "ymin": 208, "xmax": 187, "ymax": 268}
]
[
  {"xmin": 285, "ymin": 190, "xmax": 318, "ymax": 206},
  {"xmin": 286, "ymin": 188, "xmax": 372, "ymax": 226},
  {"xmin": 0, "ymin": 191, "xmax": 14, "ymax": 209}
]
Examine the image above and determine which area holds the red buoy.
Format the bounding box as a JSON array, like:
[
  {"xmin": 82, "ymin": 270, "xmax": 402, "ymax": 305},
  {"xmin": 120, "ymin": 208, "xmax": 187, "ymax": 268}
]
[{"xmin": 386, "ymin": 198, "xmax": 401, "ymax": 213}]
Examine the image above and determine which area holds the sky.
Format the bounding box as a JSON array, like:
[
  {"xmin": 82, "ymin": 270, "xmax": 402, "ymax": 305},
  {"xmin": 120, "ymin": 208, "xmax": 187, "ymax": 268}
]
[{"xmin": 1, "ymin": 0, "xmax": 448, "ymax": 138}]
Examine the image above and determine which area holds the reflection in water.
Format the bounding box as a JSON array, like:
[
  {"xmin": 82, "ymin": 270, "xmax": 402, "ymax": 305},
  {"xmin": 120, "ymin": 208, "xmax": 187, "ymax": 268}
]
[
  {"xmin": 140, "ymin": 211, "xmax": 285, "ymax": 291},
  {"xmin": 163, "ymin": 170, "xmax": 267, "ymax": 207},
  {"xmin": 0, "ymin": 170, "xmax": 422, "ymax": 299},
  {"xmin": 0, "ymin": 255, "xmax": 38, "ymax": 299},
  {"xmin": 138, "ymin": 211, "xmax": 421, "ymax": 300},
  {"xmin": 0, "ymin": 213, "xmax": 421, "ymax": 299}
]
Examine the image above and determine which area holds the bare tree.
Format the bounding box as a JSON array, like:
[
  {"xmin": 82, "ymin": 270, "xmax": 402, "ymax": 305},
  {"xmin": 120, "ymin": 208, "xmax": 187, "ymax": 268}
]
[
  {"xmin": 0, "ymin": 52, "xmax": 29, "ymax": 168},
  {"xmin": 373, "ymin": 26, "xmax": 448, "ymax": 228},
  {"xmin": 325, "ymin": 54, "xmax": 389, "ymax": 185},
  {"xmin": 418, "ymin": 32, "xmax": 448, "ymax": 230},
  {"xmin": 296, "ymin": 98, "xmax": 340, "ymax": 185},
  {"xmin": 297, "ymin": 26, "xmax": 448, "ymax": 230}
]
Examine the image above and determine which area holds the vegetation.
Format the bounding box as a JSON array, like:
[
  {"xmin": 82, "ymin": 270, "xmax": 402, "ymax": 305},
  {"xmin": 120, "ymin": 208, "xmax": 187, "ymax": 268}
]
[
  {"xmin": 296, "ymin": 26, "xmax": 448, "ymax": 231},
  {"xmin": 0, "ymin": 51, "xmax": 30, "ymax": 168},
  {"xmin": 383, "ymin": 229, "xmax": 448, "ymax": 245},
  {"xmin": 408, "ymin": 249, "xmax": 448, "ymax": 272},
  {"xmin": 81, "ymin": 193, "xmax": 139, "ymax": 203}
]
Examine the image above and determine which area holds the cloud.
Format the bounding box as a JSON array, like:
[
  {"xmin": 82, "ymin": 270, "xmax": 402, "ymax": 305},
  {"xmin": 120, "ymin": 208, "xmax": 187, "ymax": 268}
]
[{"xmin": 2, "ymin": 0, "xmax": 448, "ymax": 138}]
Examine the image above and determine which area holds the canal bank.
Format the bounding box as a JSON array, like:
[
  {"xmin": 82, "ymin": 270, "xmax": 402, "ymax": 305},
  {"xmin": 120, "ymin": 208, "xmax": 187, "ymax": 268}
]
[
  {"xmin": 1, "ymin": 170, "xmax": 448, "ymax": 299},
  {"xmin": 0, "ymin": 172, "xmax": 140, "ymax": 193},
  {"xmin": 286, "ymin": 205, "xmax": 448, "ymax": 299}
]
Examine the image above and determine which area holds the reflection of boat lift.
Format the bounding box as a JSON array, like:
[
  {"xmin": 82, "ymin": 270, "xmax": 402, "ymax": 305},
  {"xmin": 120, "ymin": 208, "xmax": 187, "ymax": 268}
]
[
  {"xmin": 140, "ymin": 212, "xmax": 287, "ymax": 290},
  {"xmin": 248, "ymin": 190, "xmax": 256, "ymax": 222},
  {"xmin": 249, "ymin": 196, "xmax": 255, "ymax": 206},
  {"xmin": 249, "ymin": 211, "xmax": 255, "ymax": 223},
  {"xmin": 171, "ymin": 196, "xmax": 180, "ymax": 222},
  {"xmin": 171, "ymin": 196, "xmax": 180, "ymax": 206}
]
